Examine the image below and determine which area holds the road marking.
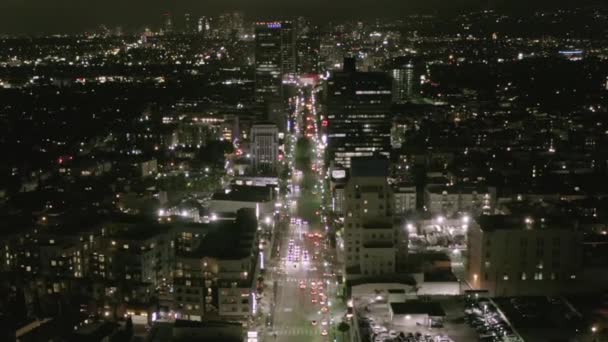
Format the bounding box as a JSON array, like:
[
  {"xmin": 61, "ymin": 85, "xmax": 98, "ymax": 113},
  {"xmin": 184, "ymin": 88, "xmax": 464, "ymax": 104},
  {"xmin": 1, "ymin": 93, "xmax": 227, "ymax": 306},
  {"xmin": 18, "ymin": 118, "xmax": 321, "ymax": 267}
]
[
  {"xmin": 284, "ymin": 308, "xmax": 292, "ymax": 312},
  {"xmin": 272, "ymin": 326, "xmax": 317, "ymax": 336}
]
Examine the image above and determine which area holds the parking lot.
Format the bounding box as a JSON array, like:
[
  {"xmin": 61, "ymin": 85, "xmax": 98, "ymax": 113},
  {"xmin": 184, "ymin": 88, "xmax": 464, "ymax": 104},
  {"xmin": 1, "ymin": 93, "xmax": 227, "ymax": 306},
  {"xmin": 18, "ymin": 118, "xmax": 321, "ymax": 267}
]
[
  {"xmin": 493, "ymin": 296, "xmax": 584, "ymax": 342},
  {"xmin": 464, "ymin": 297, "xmax": 521, "ymax": 342},
  {"xmin": 354, "ymin": 296, "xmax": 478, "ymax": 342}
]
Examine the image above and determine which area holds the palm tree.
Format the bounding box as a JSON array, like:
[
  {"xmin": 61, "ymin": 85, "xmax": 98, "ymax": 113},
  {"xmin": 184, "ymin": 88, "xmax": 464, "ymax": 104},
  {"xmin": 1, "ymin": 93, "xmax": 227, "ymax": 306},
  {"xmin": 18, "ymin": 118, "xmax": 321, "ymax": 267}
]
[{"xmin": 337, "ymin": 321, "xmax": 350, "ymax": 341}]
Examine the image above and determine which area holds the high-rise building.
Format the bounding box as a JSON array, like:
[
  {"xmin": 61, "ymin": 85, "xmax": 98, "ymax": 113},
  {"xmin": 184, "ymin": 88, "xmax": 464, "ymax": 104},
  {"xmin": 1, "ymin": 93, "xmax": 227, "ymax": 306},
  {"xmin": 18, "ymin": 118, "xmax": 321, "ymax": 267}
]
[
  {"xmin": 389, "ymin": 56, "xmax": 419, "ymax": 103},
  {"xmin": 184, "ymin": 13, "xmax": 193, "ymax": 33},
  {"xmin": 250, "ymin": 123, "xmax": 279, "ymax": 173},
  {"xmin": 163, "ymin": 13, "xmax": 173, "ymax": 34},
  {"xmin": 254, "ymin": 21, "xmax": 296, "ymax": 103},
  {"xmin": 296, "ymin": 29, "xmax": 320, "ymax": 74},
  {"xmin": 342, "ymin": 157, "xmax": 406, "ymax": 279},
  {"xmin": 198, "ymin": 16, "xmax": 211, "ymax": 36},
  {"xmin": 326, "ymin": 58, "xmax": 393, "ymax": 168}
]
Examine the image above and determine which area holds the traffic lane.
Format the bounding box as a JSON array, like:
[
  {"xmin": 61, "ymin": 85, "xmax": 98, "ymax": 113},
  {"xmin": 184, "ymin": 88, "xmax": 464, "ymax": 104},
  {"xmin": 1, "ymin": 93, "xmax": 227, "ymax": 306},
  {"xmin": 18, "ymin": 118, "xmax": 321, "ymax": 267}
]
[
  {"xmin": 279, "ymin": 245, "xmax": 328, "ymax": 336},
  {"xmin": 274, "ymin": 276, "xmax": 324, "ymax": 341},
  {"xmin": 273, "ymin": 278, "xmax": 308, "ymax": 340}
]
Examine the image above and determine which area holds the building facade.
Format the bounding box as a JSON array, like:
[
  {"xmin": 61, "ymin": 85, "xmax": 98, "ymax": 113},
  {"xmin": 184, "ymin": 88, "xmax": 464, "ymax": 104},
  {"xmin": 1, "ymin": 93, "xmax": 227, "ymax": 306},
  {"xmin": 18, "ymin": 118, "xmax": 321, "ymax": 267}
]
[
  {"xmin": 254, "ymin": 21, "xmax": 296, "ymax": 103},
  {"xmin": 425, "ymin": 185, "xmax": 493, "ymax": 216},
  {"xmin": 388, "ymin": 56, "xmax": 421, "ymax": 104},
  {"xmin": 342, "ymin": 158, "xmax": 406, "ymax": 279},
  {"xmin": 393, "ymin": 183, "xmax": 417, "ymax": 216},
  {"xmin": 467, "ymin": 215, "xmax": 583, "ymax": 296},
  {"xmin": 326, "ymin": 58, "xmax": 393, "ymax": 168},
  {"xmin": 250, "ymin": 123, "xmax": 279, "ymax": 173}
]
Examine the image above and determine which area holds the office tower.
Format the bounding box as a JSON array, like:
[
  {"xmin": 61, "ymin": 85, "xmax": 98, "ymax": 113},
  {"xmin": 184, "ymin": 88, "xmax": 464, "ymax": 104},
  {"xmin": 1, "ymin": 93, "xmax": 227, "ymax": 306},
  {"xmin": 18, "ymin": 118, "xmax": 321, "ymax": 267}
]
[
  {"xmin": 184, "ymin": 13, "xmax": 193, "ymax": 33},
  {"xmin": 198, "ymin": 16, "xmax": 211, "ymax": 36},
  {"xmin": 215, "ymin": 12, "xmax": 244, "ymax": 39},
  {"xmin": 296, "ymin": 28, "xmax": 320, "ymax": 74},
  {"xmin": 250, "ymin": 123, "xmax": 279, "ymax": 173},
  {"xmin": 326, "ymin": 58, "xmax": 393, "ymax": 168},
  {"xmin": 389, "ymin": 56, "xmax": 419, "ymax": 103},
  {"xmin": 163, "ymin": 13, "xmax": 173, "ymax": 33},
  {"xmin": 342, "ymin": 157, "xmax": 404, "ymax": 279},
  {"xmin": 231, "ymin": 12, "xmax": 245, "ymax": 38},
  {"xmin": 254, "ymin": 21, "xmax": 296, "ymax": 103}
]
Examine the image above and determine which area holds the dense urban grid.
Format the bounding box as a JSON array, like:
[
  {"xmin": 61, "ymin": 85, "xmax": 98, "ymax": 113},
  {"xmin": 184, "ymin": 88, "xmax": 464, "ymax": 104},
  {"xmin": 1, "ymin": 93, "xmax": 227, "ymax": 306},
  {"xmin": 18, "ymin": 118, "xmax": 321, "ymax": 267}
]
[{"xmin": 1, "ymin": 7, "xmax": 608, "ymax": 342}]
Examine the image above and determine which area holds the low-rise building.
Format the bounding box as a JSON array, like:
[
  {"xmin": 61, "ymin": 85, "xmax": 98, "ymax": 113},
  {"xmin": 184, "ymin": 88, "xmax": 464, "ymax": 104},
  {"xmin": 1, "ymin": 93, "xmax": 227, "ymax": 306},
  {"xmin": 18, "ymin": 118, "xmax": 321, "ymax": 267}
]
[
  {"xmin": 393, "ymin": 182, "xmax": 417, "ymax": 216},
  {"xmin": 173, "ymin": 209, "xmax": 258, "ymax": 321},
  {"xmin": 467, "ymin": 215, "xmax": 583, "ymax": 296},
  {"xmin": 425, "ymin": 184, "xmax": 494, "ymax": 216},
  {"xmin": 209, "ymin": 185, "xmax": 275, "ymax": 217},
  {"xmin": 389, "ymin": 300, "xmax": 446, "ymax": 328}
]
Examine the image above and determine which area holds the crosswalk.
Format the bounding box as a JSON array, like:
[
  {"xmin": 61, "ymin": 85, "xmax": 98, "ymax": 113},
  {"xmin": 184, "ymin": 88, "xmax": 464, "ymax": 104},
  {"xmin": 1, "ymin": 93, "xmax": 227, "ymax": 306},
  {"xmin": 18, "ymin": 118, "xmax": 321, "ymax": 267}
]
[
  {"xmin": 284, "ymin": 277, "xmax": 317, "ymax": 283},
  {"xmin": 283, "ymin": 277, "xmax": 330, "ymax": 286},
  {"xmin": 270, "ymin": 326, "xmax": 321, "ymax": 336}
]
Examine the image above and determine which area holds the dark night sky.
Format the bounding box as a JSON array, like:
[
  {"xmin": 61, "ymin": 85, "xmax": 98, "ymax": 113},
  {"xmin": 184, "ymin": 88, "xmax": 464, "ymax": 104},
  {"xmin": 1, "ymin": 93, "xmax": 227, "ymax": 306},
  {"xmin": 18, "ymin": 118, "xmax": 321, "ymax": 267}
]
[{"xmin": 0, "ymin": 0, "xmax": 603, "ymax": 34}]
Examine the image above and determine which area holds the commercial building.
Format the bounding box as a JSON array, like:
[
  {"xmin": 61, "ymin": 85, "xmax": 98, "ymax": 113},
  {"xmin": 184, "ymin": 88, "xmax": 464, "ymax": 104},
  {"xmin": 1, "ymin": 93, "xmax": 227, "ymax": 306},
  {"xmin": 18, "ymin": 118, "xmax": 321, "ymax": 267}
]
[
  {"xmin": 150, "ymin": 320, "xmax": 243, "ymax": 342},
  {"xmin": 389, "ymin": 301, "xmax": 446, "ymax": 328},
  {"xmin": 342, "ymin": 157, "xmax": 407, "ymax": 279},
  {"xmin": 254, "ymin": 21, "xmax": 296, "ymax": 103},
  {"xmin": 209, "ymin": 185, "xmax": 275, "ymax": 217},
  {"xmin": 250, "ymin": 123, "xmax": 279, "ymax": 173},
  {"xmin": 97, "ymin": 223, "xmax": 173, "ymax": 286},
  {"xmin": 424, "ymin": 184, "xmax": 494, "ymax": 216},
  {"xmin": 172, "ymin": 209, "xmax": 258, "ymax": 321},
  {"xmin": 393, "ymin": 182, "xmax": 417, "ymax": 216},
  {"xmin": 467, "ymin": 215, "xmax": 583, "ymax": 297},
  {"xmin": 326, "ymin": 58, "xmax": 393, "ymax": 168},
  {"xmin": 388, "ymin": 56, "xmax": 421, "ymax": 104},
  {"xmin": 296, "ymin": 29, "xmax": 320, "ymax": 74}
]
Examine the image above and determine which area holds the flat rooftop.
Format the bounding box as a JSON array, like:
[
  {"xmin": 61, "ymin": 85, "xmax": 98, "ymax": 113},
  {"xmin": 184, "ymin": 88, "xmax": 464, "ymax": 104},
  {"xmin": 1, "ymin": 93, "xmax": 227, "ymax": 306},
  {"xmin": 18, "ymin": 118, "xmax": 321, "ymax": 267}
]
[
  {"xmin": 182, "ymin": 209, "xmax": 257, "ymax": 260},
  {"xmin": 211, "ymin": 185, "xmax": 273, "ymax": 202},
  {"xmin": 362, "ymin": 221, "xmax": 393, "ymax": 230},
  {"xmin": 350, "ymin": 157, "xmax": 389, "ymax": 178},
  {"xmin": 477, "ymin": 215, "xmax": 575, "ymax": 232},
  {"xmin": 390, "ymin": 300, "xmax": 446, "ymax": 317},
  {"xmin": 108, "ymin": 222, "xmax": 170, "ymax": 241},
  {"xmin": 426, "ymin": 184, "xmax": 490, "ymax": 194}
]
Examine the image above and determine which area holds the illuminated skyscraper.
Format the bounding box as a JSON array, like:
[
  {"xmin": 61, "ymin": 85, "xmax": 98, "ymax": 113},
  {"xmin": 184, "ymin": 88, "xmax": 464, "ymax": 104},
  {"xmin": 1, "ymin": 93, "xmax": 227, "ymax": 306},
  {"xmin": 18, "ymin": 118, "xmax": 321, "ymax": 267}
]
[
  {"xmin": 163, "ymin": 13, "xmax": 173, "ymax": 33},
  {"xmin": 326, "ymin": 58, "xmax": 393, "ymax": 168},
  {"xmin": 389, "ymin": 56, "xmax": 419, "ymax": 103},
  {"xmin": 254, "ymin": 21, "xmax": 296, "ymax": 103},
  {"xmin": 251, "ymin": 123, "xmax": 279, "ymax": 173},
  {"xmin": 296, "ymin": 28, "xmax": 320, "ymax": 74},
  {"xmin": 198, "ymin": 16, "xmax": 211, "ymax": 36},
  {"xmin": 184, "ymin": 13, "xmax": 193, "ymax": 33}
]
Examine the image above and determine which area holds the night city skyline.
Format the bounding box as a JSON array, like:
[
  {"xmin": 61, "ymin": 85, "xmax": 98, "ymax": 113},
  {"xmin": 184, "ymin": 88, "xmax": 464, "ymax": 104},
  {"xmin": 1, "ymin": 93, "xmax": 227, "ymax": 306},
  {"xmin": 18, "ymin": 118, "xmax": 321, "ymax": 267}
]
[
  {"xmin": 1, "ymin": 2, "xmax": 608, "ymax": 342},
  {"xmin": 0, "ymin": 0, "xmax": 605, "ymax": 33}
]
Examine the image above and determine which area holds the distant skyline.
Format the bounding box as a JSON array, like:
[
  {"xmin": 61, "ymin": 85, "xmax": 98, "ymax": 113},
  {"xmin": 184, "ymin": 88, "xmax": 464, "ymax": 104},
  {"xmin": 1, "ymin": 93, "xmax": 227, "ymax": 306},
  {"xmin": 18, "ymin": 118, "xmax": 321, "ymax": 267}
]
[{"xmin": 0, "ymin": 0, "xmax": 604, "ymax": 34}]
